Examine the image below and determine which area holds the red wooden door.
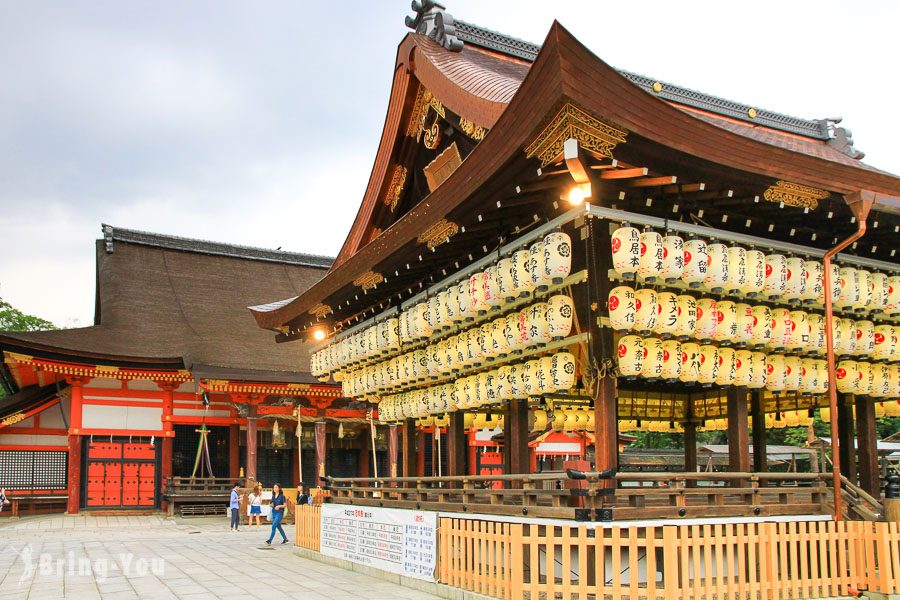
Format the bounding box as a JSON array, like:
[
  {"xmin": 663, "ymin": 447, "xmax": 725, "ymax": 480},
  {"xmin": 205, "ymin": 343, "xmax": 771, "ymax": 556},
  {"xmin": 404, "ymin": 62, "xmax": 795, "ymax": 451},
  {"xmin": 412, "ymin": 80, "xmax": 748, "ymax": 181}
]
[{"xmin": 84, "ymin": 440, "xmax": 157, "ymax": 509}]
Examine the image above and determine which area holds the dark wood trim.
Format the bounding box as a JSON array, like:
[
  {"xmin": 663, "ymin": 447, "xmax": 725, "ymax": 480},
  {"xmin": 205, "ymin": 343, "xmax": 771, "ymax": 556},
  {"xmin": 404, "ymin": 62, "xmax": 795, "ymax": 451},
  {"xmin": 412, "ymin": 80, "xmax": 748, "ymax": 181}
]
[{"xmin": 855, "ymin": 396, "xmax": 879, "ymax": 498}]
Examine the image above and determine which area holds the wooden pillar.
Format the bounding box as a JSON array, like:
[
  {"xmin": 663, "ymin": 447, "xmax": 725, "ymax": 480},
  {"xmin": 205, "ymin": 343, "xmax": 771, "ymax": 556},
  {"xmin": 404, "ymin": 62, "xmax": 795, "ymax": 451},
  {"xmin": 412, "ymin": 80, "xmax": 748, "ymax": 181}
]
[
  {"xmin": 416, "ymin": 429, "xmax": 426, "ymax": 477},
  {"xmin": 159, "ymin": 382, "xmax": 175, "ymax": 512},
  {"xmin": 246, "ymin": 403, "xmax": 258, "ymax": 484},
  {"xmin": 468, "ymin": 430, "xmax": 478, "ymax": 476},
  {"xmin": 359, "ymin": 424, "xmax": 371, "ymax": 478},
  {"xmin": 726, "ymin": 388, "xmax": 750, "ymax": 485},
  {"xmin": 593, "ymin": 376, "xmax": 618, "ymax": 488},
  {"xmin": 837, "ymin": 396, "xmax": 856, "ymax": 485},
  {"xmin": 229, "ymin": 424, "xmax": 240, "ymax": 480},
  {"xmin": 314, "ymin": 421, "xmax": 327, "ymax": 487},
  {"xmin": 750, "ymin": 391, "xmax": 768, "ymax": 474},
  {"xmin": 855, "ymin": 396, "xmax": 879, "ymax": 498},
  {"xmin": 401, "ymin": 419, "xmax": 416, "ymax": 478},
  {"xmin": 66, "ymin": 434, "xmax": 81, "ymax": 514},
  {"xmin": 388, "ymin": 424, "xmax": 399, "ymax": 479},
  {"xmin": 504, "ymin": 398, "xmax": 529, "ymax": 486},
  {"xmin": 447, "ymin": 411, "xmax": 467, "ymax": 479}
]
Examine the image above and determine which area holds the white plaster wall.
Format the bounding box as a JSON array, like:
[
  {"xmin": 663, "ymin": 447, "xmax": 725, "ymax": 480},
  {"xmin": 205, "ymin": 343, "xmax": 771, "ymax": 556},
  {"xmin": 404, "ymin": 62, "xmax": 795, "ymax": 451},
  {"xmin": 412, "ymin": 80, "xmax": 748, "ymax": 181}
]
[
  {"xmin": 85, "ymin": 377, "xmax": 121, "ymax": 389},
  {"xmin": 82, "ymin": 405, "xmax": 163, "ymax": 431},
  {"xmin": 0, "ymin": 434, "xmax": 67, "ymax": 446}
]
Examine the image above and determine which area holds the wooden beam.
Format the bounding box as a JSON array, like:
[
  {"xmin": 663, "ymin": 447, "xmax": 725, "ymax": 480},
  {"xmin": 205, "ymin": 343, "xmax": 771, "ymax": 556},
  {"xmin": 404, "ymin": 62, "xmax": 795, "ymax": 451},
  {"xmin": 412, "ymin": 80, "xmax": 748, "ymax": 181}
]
[
  {"xmin": 661, "ymin": 182, "xmax": 706, "ymax": 194},
  {"xmin": 600, "ymin": 167, "xmax": 649, "ymax": 180},
  {"xmin": 627, "ymin": 176, "xmax": 678, "ymax": 188}
]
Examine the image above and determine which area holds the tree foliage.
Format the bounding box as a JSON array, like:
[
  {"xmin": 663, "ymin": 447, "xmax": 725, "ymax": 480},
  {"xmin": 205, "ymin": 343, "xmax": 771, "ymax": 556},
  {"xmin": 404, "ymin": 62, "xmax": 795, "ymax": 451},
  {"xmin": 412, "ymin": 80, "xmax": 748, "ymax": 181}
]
[{"xmin": 0, "ymin": 297, "xmax": 57, "ymax": 398}]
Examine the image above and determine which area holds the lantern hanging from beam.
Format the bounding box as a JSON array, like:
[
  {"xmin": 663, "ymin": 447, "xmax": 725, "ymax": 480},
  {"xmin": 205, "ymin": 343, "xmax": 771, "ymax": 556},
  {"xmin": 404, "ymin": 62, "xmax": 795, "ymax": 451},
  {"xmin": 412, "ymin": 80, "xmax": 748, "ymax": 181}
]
[
  {"xmin": 745, "ymin": 249, "xmax": 766, "ymax": 297},
  {"xmin": 784, "ymin": 257, "xmax": 807, "ymax": 301},
  {"xmin": 543, "ymin": 231, "xmax": 572, "ymax": 284},
  {"xmin": 673, "ymin": 294, "xmax": 697, "ymax": 340},
  {"xmin": 611, "ymin": 226, "xmax": 641, "ymax": 276},
  {"xmin": 634, "ymin": 288, "xmax": 660, "ymax": 335},
  {"xmin": 697, "ymin": 344, "xmax": 720, "ymax": 384},
  {"xmin": 617, "ymin": 335, "xmax": 644, "ymax": 377},
  {"xmin": 640, "ymin": 336, "xmax": 664, "ymax": 379},
  {"xmin": 681, "ymin": 238, "xmax": 708, "ymax": 287},
  {"xmin": 694, "ymin": 298, "xmax": 718, "ymax": 342},
  {"xmin": 703, "ymin": 243, "xmax": 729, "ymax": 293},
  {"xmin": 638, "ymin": 230, "xmax": 664, "ymax": 283},
  {"xmin": 764, "ymin": 254, "xmax": 788, "ymax": 299},
  {"xmin": 546, "ymin": 294, "xmax": 574, "ymax": 339},
  {"xmin": 660, "ymin": 339, "xmax": 682, "ymax": 380},
  {"xmin": 726, "ymin": 246, "xmax": 747, "ymax": 294},
  {"xmin": 661, "ymin": 234, "xmax": 684, "ymax": 282}
]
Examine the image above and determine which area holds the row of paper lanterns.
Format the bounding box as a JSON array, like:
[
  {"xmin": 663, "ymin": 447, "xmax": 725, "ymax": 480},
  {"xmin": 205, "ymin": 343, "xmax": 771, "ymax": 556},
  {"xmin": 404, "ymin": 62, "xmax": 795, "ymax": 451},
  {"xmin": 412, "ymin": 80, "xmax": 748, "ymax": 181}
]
[
  {"xmin": 410, "ymin": 409, "xmax": 595, "ymax": 433},
  {"xmin": 338, "ymin": 296, "xmax": 574, "ymax": 398},
  {"xmin": 615, "ymin": 335, "xmax": 900, "ymax": 397},
  {"xmin": 311, "ymin": 231, "xmax": 573, "ymax": 379},
  {"xmin": 819, "ymin": 401, "xmax": 900, "ymax": 420},
  {"xmin": 610, "ymin": 226, "xmax": 899, "ymax": 315},
  {"xmin": 609, "ymin": 287, "xmax": 900, "ymax": 361},
  {"xmin": 375, "ymin": 352, "xmax": 577, "ymax": 421}
]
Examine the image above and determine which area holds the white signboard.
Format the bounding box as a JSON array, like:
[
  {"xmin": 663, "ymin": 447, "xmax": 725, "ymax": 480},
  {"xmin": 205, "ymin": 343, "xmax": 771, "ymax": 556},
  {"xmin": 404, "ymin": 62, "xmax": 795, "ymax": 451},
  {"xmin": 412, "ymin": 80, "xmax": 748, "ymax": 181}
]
[{"xmin": 320, "ymin": 504, "xmax": 437, "ymax": 581}]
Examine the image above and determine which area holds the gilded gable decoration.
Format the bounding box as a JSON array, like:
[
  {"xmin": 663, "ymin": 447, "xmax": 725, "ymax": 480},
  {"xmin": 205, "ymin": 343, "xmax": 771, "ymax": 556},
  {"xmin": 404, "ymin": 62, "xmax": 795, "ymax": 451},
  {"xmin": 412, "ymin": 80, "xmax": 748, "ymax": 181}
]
[
  {"xmin": 524, "ymin": 102, "xmax": 628, "ymax": 167},
  {"xmin": 423, "ymin": 114, "xmax": 442, "ymax": 150},
  {"xmin": 385, "ymin": 165, "xmax": 408, "ymax": 211},
  {"xmin": 459, "ymin": 117, "xmax": 487, "ymax": 141},
  {"xmin": 763, "ymin": 180, "xmax": 830, "ymax": 210},
  {"xmin": 407, "ymin": 86, "xmax": 446, "ymax": 142},
  {"xmin": 423, "ymin": 142, "xmax": 462, "ymax": 192},
  {"xmin": 308, "ymin": 304, "xmax": 332, "ymax": 319},
  {"xmin": 417, "ymin": 218, "xmax": 460, "ymax": 250},
  {"xmin": 353, "ymin": 271, "xmax": 384, "ymax": 291}
]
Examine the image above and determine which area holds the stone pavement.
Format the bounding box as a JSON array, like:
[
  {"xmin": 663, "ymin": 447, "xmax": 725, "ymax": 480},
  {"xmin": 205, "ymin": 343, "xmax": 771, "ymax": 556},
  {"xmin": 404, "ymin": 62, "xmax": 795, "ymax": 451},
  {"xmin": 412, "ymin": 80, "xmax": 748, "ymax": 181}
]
[{"xmin": 0, "ymin": 514, "xmax": 439, "ymax": 599}]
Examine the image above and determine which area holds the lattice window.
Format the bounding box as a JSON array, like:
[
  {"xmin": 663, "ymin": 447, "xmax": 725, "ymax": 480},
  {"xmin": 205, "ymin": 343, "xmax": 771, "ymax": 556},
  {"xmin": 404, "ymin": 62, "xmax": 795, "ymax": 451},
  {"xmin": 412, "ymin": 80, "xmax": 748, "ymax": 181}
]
[{"xmin": 0, "ymin": 450, "xmax": 67, "ymax": 491}]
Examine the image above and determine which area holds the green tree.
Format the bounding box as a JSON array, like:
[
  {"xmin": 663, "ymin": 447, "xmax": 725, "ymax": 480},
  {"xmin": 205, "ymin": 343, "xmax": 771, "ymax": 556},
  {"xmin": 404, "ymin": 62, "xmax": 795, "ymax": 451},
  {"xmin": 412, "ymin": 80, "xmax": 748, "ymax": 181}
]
[{"xmin": 0, "ymin": 297, "xmax": 57, "ymax": 398}]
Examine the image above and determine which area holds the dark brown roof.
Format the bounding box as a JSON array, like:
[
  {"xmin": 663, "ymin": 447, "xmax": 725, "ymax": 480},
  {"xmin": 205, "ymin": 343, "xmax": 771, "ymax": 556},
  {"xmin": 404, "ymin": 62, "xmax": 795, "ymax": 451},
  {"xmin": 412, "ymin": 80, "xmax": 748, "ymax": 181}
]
[{"xmin": 2, "ymin": 226, "xmax": 332, "ymax": 381}]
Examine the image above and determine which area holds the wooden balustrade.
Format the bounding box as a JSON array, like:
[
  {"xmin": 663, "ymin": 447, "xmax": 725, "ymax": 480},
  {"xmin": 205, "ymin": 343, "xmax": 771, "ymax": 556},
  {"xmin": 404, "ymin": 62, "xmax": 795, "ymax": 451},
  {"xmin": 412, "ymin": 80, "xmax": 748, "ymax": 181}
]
[{"xmin": 326, "ymin": 471, "xmax": 833, "ymax": 521}]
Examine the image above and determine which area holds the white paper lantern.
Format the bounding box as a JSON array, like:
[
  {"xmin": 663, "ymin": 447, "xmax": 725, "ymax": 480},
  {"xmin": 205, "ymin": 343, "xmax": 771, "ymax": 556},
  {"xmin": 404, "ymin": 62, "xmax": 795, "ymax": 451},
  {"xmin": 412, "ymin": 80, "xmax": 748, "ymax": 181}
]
[
  {"xmin": 483, "ymin": 266, "xmax": 502, "ymax": 311},
  {"xmin": 534, "ymin": 358, "xmax": 553, "ymax": 395},
  {"xmin": 704, "ymin": 243, "xmax": 729, "ymax": 293},
  {"xmin": 507, "ymin": 364, "xmax": 522, "ymax": 399},
  {"xmin": 766, "ymin": 354, "xmax": 787, "ymax": 392},
  {"xmin": 522, "ymin": 360, "xmax": 540, "ymax": 396},
  {"xmin": 784, "ymin": 257, "xmax": 807, "ymax": 301},
  {"xmin": 807, "ymin": 313, "xmax": 826, "ymax": 355},
  {"xmin": 764, "ymin": 254, "xmax": 788, "ymax": 299},
  {"xmin": 871, "ymin": 363, "xmax": 891, "ymax": 398},
  {"xmin": 528, "ymin": 302, "xmax": 552, "ymax": 346},
  {"xmin": 787, "ymin": 310, "xmax": 810, "ymax": 352},
  {"xmin": 768, "ymin": 308, "xmax": 792, "ymax": 351},
  {"xmin": 799, "ymin": 358, "xmax": 819, "ymax": 394},
  {"xmin": 496, "ymin": 257, "xmax": 516, "ymax": 303},
  {"xmin": 856, "ymin": 362, "xmax": 873, "ymax": 396},
  {"xmin": 713, "ymin": 301, "xmax": 738, "ymax": 345},
  {"xmin": 734, "ymin": 349, "xmax": 754, "ymax": 387},
  {"xmin": 856, "ymin": 270, "xmax": 873, "ymax": 311},
  {"xmin": 836, "ymin": 267, "xmax": 859, "ymax": 310},
  {"xmin": 855, "ymin": 320, "xmax": 875, "ymax": 357},
  {"xmin": 660, "ymin": 340, "xmax": 682, "ymax": 379},
  {"xmin": 546, "ymin": 295, "xmax": 574, "ymax": 339},
  {"xmin": 697, "ymin": 344, "xmax": 720, "ymax": 384},
  {"xmin": 745, "ymin": 250, "xmax": 766, "ymax": 297},
  {"xmin": 654, "ymin": 292, "xmax": 679, "ymax": 337},
  {"xmin": 496, "ymin": 366, "xmax": 513, "ymax": 401},
  {"xmin": 679, "ymin": 342, "xmax": 701, "ymax": 383},
  {"xmin": 530, "ymin": 239, "xmax": 553, "ymax": 291},
  {"xmin": 468, "ymin": 327, "xmax": 486, "ymax": 365},
  {"xmin": 784, "ymin": 356, "xmax": 802, "ymax": 391},
  {"xmin": 504, "ymin": 313, "xmax": 521, "ymax": 353},
  {"xmin": 887, "ymin": 276, "xmax": 900, "ymax": 316},
  {"xmin": 480, "ymin": 323, "xmax": 495, "ymax": 360},
  {"xmin": 491, "ymin": 317, "xmax": 509, "ymax": 358},
  {"xmin": 512, "ymin": 248, "xmax": 535, "ymax": 298},
  {"xmin": 638, "ymin": 231, "xmax": 664, "ymax": 283},
  {"xmin": 673, "ymin": 294, "xmax": 697, "ymax": 339},
  {"xmin": 873, "ymin": 324, "xmax": 898, "ymax": 361},
  {"xmin": 617, "ymin": 335, "xmax": 644, "ymax": 377},
  {"xmin": 716, "ymin": 346, "xmax": 736, "ymax": 387},
  {"xmin": 543, "ymin": 232, "xmax": 572, "ymax": 284},
  {"xmin": 516, "ymin": 308, "xmax": 532, "ymax": 349},
  {"xmin": 749, "ymin": 352, "xmax": 768, "ymax": 389},
  {"xmin": 661, "ymin": 234, "xmax": 684, "ymax": 282},
  {"xmin": 611, "ymin": 226, "xmax": 641, "ymax": 276},
  {"xmin": 733, "ymin": 303, "xmax": 754, "ymax": 346},
  {"xmin": 635, "ymin": 288, "xmax": 660, "ymax": 335},
  {"xmin": 682, "ymin": 238, "xmax": 708, "ymax": 287},
  {"xmin": 640, "ymin": 336, "xmax": 665, "ymax": 379},
  {"xmin": 837, "ymin": 318, "xmax": 857, "ymax": 356},
  {"xmin": 551, "ymin": 352, "xmax": 577, "ymax": 391},
  {"xmin": 726, "ymin": 246, "xmax": 748, "ymax": 294},
  {"xmin": 802, "ymin": 260, "xmax": 824, "ymax": 303},
  {"xmin": 455, "ymin": 280, "xmax": 472, "ymax": 323},
  {"xmin": 608, "ymin": 286, "xmax": 636, "ymax": 332},
  {"xmin": 835, "ymin": 360, "xmax": 859, "ymax": 393},
  {"xmin": 694, "ymin": 298, "xmax": 718, "ymax": 341},
  {"xmin": 871, "ymin": 272, "xmax": 889, "ymax": 313}
]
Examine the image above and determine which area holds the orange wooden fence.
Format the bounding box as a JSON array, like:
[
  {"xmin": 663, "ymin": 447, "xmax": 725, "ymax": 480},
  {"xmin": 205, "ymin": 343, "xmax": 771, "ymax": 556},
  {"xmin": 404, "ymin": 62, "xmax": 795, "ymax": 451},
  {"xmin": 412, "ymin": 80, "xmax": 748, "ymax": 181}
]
[{"xmin": 295, "ymin": 505, "xmax": 321, "ymax": 551}]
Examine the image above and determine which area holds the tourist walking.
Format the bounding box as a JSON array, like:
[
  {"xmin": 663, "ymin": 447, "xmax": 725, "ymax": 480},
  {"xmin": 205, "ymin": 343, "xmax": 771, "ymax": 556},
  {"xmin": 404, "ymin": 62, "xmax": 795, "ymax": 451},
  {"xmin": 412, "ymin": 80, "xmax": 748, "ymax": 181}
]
[
  {"xmin": 265, "ymin": 483, "xmax": 288, "ymax": 545},
  {"xmin": 229, "ymin": 483, "xmax": 241, "ymax": 531},
  {"xmin": 248, "ymin": 486, "xmax": 263, "ymax": 527}
]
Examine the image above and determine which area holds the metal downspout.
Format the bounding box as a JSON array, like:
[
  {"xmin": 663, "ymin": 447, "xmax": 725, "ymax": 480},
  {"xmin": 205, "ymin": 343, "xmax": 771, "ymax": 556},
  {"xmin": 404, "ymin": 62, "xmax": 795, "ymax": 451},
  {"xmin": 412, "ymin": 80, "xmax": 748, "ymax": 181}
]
[{"xmin": 823, "ymin": 190, "xmax": 874, "ymax": 521}]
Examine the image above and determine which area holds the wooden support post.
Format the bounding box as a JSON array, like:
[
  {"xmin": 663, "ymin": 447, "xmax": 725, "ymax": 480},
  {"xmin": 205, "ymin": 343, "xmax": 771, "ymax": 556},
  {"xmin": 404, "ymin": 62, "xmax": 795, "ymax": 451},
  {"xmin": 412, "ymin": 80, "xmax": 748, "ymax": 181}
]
[
  {"xmin": 246, "ymin": 403, "xmax": 258, "ymax": 484},
  {"xmin": 416, "ymin": 429, "xmax": 426, "ymax": 477},
  {"xmin": 505, "ymin": 398, "xmax": 530, "ymax": 486},
  {"xmin": 314, "ymin": 421, "xmax": 326, "ymax": 487},
  {"xmin": 229, "ymin": 424, "xmax": 240, "ymax": 480},
  {"xmin": 159, "ymin": 382, "xmax": 175, "ymax": 512},
  {"xmin": 855, "ymin": 395, "xmax": 879, "ymax": 498},
  {"xmin": 594, "ymin": 375, "xmax": 618, "ymax": 489},
  {"xmin": 726, "ymin": 387, "xmax": 750, "ymax": 486},
  {"xmin": 447, "ymin": 411, "xmax": 467, "ymax": 479},
  {"xmin": 401, "ymin": 419, "xmax": 416, "ymax": 478},
  {"xmin": 160, "ymin": 437, "xmax": 172, "ymax": 511},
  {"xmin": 837, "ymin": 395, "xmax": 857, "ymax": 485},
  {"xmin": 359, "ymin": 425, "xmax": 371, "ymax": 478},
  {"xmin": 388, "ymin": 424, "xmax": 399, "ymax": 479},
  {"xmin": 467, "ymin": 430, "xmax": 478, "ymax": 476},
  {"xmin": 66, "ymin": 434, "xmax": 81, "ymax": 514},
  {"xmin": 750, "ymin": 390, "xmax": 768, "ymax": 474}
]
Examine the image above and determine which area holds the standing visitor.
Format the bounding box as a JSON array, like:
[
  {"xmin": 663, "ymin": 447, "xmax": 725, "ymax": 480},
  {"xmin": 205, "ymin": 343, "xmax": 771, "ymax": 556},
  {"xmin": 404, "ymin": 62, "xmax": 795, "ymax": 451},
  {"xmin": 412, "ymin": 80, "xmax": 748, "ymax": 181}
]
[
  {"xmin": 229, "ymin": 483, "xmax": 241, "ymax": 532},
  {"xmin": 248, "ymin": 486, "xmax": 262, "ymax": 527},
  {"xmin": 296, "ymin": 483, "xmax": 312, "ymax": 507},
  {"xmin": 265, "ymin": 483, "xmax": 288, "ymax": 545},
  {"xmin": 0, "ymin": 488, "xmax": 8, "ymax": 513}
]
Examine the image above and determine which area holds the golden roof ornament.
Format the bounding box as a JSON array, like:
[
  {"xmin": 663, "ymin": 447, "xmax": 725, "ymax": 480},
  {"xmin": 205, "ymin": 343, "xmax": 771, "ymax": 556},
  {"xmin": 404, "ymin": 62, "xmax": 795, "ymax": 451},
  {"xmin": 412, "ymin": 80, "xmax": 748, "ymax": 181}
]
[{"xmin": 763, "ymin": 180, "xmax": 830, "ymax": 210}]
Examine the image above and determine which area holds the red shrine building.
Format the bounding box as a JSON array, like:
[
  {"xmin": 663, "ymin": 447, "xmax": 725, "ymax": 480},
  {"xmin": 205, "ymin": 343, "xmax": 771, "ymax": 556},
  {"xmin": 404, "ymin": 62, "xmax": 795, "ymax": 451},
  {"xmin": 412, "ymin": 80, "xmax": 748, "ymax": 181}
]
[{"xmin": 0, "ymin": 226, "xmax": 363, "ymax": 514}]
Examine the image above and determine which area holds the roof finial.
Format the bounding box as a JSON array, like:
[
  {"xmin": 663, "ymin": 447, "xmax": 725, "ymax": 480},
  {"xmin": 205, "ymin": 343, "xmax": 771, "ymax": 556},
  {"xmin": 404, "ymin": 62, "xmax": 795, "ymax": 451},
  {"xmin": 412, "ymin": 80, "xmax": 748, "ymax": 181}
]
[{"xmin": 405, "ymin": 1, "xmax": 463, "ymax": 52}]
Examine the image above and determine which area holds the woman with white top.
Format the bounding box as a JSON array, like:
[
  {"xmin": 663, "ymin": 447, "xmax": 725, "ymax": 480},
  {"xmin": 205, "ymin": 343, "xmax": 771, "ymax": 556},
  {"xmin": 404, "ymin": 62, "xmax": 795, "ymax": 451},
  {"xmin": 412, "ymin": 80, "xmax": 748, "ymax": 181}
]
[{"xmin": 247, "ymin": 486, "xmax": 263, "ymax": 527}]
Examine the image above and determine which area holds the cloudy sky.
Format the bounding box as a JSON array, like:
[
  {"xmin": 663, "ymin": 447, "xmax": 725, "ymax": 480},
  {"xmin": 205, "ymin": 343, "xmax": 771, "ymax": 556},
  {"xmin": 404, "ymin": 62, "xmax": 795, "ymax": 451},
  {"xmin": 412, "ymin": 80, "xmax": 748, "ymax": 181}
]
[{"xmin": 1, "ymin": 0, "xmax": 898, "ymax": 327}]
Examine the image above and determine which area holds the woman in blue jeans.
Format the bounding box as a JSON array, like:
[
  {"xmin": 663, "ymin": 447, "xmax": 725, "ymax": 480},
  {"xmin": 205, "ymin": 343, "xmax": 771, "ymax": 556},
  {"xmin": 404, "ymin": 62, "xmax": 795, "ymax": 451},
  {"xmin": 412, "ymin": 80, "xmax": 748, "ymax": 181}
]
[{"xmin": 265, "ymin": 483, "xmax": 289, "ymax": 545}]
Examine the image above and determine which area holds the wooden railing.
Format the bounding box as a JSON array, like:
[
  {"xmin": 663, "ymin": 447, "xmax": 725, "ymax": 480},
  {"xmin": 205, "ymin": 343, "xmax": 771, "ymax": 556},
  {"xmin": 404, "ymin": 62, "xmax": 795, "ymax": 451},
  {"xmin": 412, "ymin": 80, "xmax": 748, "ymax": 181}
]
[
  {"xmin": 326, "ymin": 471, "xmax": 833, "ymax": 521},
  {"xmin": 164, "ymin": 477, "xmax": 238, "ymax": 497},
  {"xmin": 837, "ymin": 474, "xmax": 884, "ymax": 521}
]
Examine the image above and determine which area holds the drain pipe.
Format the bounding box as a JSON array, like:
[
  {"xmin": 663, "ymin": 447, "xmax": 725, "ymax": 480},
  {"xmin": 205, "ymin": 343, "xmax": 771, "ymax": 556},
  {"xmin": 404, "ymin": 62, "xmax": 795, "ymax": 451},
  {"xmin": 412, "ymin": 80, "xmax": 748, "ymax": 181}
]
[{"xmin": 823, "ymin": 190, "xmax": 874, "ymax": 521}]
